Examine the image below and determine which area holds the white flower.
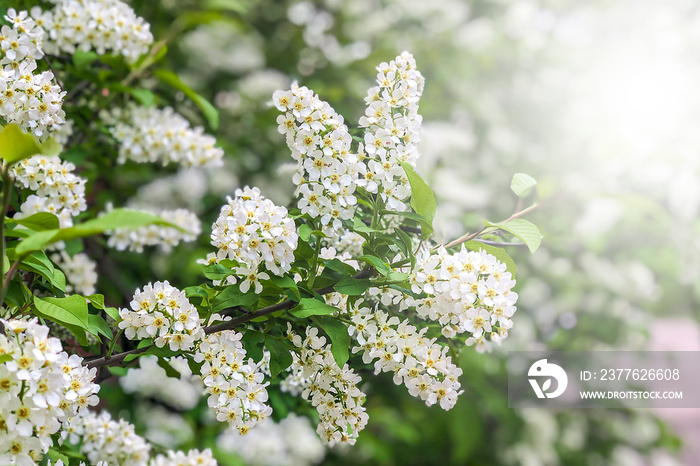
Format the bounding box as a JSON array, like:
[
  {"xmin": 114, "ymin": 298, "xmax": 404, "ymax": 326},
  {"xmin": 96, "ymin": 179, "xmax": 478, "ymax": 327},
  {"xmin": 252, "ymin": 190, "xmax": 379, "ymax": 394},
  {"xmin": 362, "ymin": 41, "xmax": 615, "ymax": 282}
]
[
  {"xmin": 118, "ymin": 281, "xmax": 205, "ymax": 351},
  {"xmin": 51, "ymin": 251, "xmax": 98, "ymax": 295},
  {"xmin": 0, "ymin": 318, "xmax": 99, "ymax": 462},
  {"xmin": 103, "ymin": 104, "xmax": 224, "ymax": 167}
]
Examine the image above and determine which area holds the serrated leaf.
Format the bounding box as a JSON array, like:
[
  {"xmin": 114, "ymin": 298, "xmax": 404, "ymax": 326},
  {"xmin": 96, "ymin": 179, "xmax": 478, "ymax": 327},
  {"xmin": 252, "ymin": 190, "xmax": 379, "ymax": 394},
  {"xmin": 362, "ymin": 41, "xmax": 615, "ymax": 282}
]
[
  {"xmin": 486, "ymin": 218, "xmax": 541, "ymax": 254},
  {"xmin": 510, "ymin": 173, "xmax": 537, "ymax": 197},
  {"xmin": 289, "ymin": 297, "xmax": 338, "ymax": 318},
  {"xmin": 265, "ymin": 337, "xmax": 293, "ymax": 377},
  {"xmin": 400, "ymin": 162, "xmax": 436, "ymax": 239},
  {"xmin": 463, "ymin": 241, "xmax": 516, "ymax": 278},
  {"xmin": 312, "ymin": 316, "xmax": 350, "ymax": 368}
]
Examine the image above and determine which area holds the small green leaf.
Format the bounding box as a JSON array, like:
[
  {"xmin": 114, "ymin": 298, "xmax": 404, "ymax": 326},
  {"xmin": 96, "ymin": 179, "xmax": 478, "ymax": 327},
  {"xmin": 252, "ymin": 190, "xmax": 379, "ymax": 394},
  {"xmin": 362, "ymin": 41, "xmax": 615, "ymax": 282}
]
[
  {"xmin": 268, "ymin": 276, "xmax": 300, "ymax": 301},
  {"xmin": 184, "ymin": 286, "xmax": 209, "ymax": 300},
  {"xmin": 265, "ymin": 337, "xmax": 293, "ymax": 377},
  {"xmin": 463, "ymin": 241, "xmax": 516, "ymax": 278},
  {"xmin": 157, "ymin": 358, "xmax": 181, "ymax": 378},
  {"xmin": 103, "ymin": 307, "xmax": 120, "ymax": 322},
  {"xmin": 289, "ymin": 297, "xmax": 338, "ymax": 318},
  {"xmin": 510, "ymin": 173, "xmax": 537, "ymax": 197},
  {"xmin": 153, "ymin": 69, "xmax": 219, "ymax": 129},
  {"xmin": 127, "ymin": 88, "xmax": 155, "ymax": 107},
  {"xmin": 298, "ymin": 224, "xmax": 312, "ymax": 242},
  {"xmin": 0, "ymin": 354, "xmax": 12, "ymax": 363},
  {"xmin": 34, "ymin": 295, "xmax": 89, "ymax": 329},
  {"xmin": 312, "ymin": 316, "xmax": 350, "ymax": 368},
  {"xmin": 357, "ymin": 255, "xmax": 392, "ymax": 276},
  {"xmin": 400, "ymin": 162, "xmax": 436, "ymax": 239},
  {"xmin": 204, "ymin": 264, "xmax": 234, "ymax": 281},
  {"xmin": 323, "ymin": 259, "xmax": 357, "ymax": 275},
  {"xmin": 0, "ymin": 124, "xmax": 42, "ymax": 164},
  {"xmin": 486, "ymin": 218, "xmax": 542, "ymax": 254},
  {"xmin": 86, "ymin": 294, "xmax": 105, "ymax": 309}
]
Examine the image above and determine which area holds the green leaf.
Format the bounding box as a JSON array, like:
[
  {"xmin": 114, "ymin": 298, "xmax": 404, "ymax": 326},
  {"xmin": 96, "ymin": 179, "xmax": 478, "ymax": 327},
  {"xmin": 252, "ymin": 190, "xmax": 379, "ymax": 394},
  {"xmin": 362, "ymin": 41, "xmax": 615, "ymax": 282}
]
[
  {"xmin": 34, "ymin": 295, "xmax": 89, "ymax": 329},
  {"xmin": 153, "ymin": 69, "xmax": 219, "ymax": 129},
  {"xmin": 15, "ymin": 251, "xmax": 65, "ymax": 291},
  {"xmin": 265, "ymin": 337, "xmax": 293, "ymax": 377},
  {"xmin": 157, "ymin": 358, "xmax": 181, "ymax": 379},
  {"xmin": 128, "ymin": 88, "xmax": 155, "ymax": 107},
  {"xmin": 0, "ymin": 124, "xmax": 42, "ymax": 164},
  {"xmin": 87, "ymin": 314, "xmax": 113, "ymax": 339},
  {"xmin": 242, "ymin": 330, "xmax": 265, "ymax": 362},
  {"xmin": 203, "ymin": 264, "xmax": 234, "ymax": 281},
  {"xmin": 298, "ymin": 224, "xmax": 312, "ymax": 242},
  {"xmin": 0, "ymin": 354, "xmax": 12, "ymax": 364},
  {"xmin": 73, "ymin": 50, "xmax": 98, "ymax": 69},
  {"xmin": 16, "ymin": 209, "xmax": 182, "ymax": 255},
  {"xmin": 289, "ymin": 297, "xmax": 338, "ymax": 318},
  {"xmin": 333, "ymin": 276, "xmax": 372, "ymax": 296},
  {"xmin": 400, "ymin": 162, "xmax": 436, "ymax": 239},
  {"xmin": 510, "ymin": 173, "xmax": 537, "ymax": 197},
  {"xmin": 184, "ymin": 285, "xmax": 209, "ymax": 300},
  {"xmin": 9, "ymin": 212, "xmax": 59, "ymax": 231},
  {"xmin": 463, "ymin": 241, "xmax": 516, "ymax": 278},
  {"xmin": 33, "ymin": 295, "xmax": 89, "ymax": 345},
  {"xmin": 357, "ymin": 255, "xmax": 392, "ymax": 276},
  {"xmin": 86, "ymin": 294, "xmax": 105, "ymax": 309},
  {"xmin": 211, "ymin": 286, "xmax": 258, "ymax": 312},
  {"xmin": 485, "ymin": 218, "xmax": 542, "ymax": 254},
  {"xmin": 323, "ymin": 259, "xmax": 357, "ymax": 275},
  {"xmin": 103, "ymin": 307, "xmax": 120, "ymax": 322},
  {"xmin": 268, "ymin": 276, "xmax": 300, "ymax": 301},
  {"xmin": 312, "ymin": 316, "xmax": 350, "ymax": 368}
]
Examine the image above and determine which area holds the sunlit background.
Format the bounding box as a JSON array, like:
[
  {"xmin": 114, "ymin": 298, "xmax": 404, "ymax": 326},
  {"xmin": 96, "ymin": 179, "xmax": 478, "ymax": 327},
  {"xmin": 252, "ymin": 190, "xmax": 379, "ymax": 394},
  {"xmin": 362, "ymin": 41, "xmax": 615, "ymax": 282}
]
[{"xmin": 82, "ymin": 0, "xmax": 700, "ymax": 463}]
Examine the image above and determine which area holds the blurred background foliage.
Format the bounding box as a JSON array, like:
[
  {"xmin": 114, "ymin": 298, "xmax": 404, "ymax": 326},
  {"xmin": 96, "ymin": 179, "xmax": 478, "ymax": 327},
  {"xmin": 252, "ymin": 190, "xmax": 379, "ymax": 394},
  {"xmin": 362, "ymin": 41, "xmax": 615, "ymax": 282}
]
[{"xmin": 35, "ymin": 0, "xmax": 700, "ymax": 463}]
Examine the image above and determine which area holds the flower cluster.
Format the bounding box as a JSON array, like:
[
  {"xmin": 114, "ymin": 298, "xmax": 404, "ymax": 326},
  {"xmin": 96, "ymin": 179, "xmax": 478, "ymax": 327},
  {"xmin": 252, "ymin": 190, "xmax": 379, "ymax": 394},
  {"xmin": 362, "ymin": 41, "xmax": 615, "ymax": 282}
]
[
  {"xmin": 194, "ymin": 330, "xmax": 272, "ymax": 434},
  {"xmin": 150, "ymin": 449, "xmax": 218, "ymax": 466},
  {"xmin": 118, "ymin": 281, "xmax": 205, "ymax": 351},
  {"xmin": 408, "ymin": 246, "xmax": 518, "ymax": 353},
  {"xmin": 217, "ymin": 414, "xmax": 325, "ymax": 466},
  {"xmin": 0, "ymin": 319, "xmax": 99, "ymax": 465},
  {"xmin": 119, "ymin": 356, "xmax": 202, "ymax": 411},
  {"xmin": 10, "ymin": 154, "xmax": 87, "ymax": 228},
  {"xmin": 350, "ymin": 306, "xmax": 463, "ymax": 410},
  {"xmin": 106, "ymin": 207, "xmax": 201, "ymax": 253},
  {"xmin": 284, "ymin": 325, "xmax": 368, "ymax": 446},
  {"xmin": 273, "ymin": 84, "xmax": 363, "ymax": 234},
  {"xmin": 52, "ymin": 251, "xmax": 98, "ymax": 296},
  {"xmin": 61, "ymin": 410, "xmax": 152, "ymax": 465},
  {"xmin": 0, "ymin": 9, "xmax": 67, "ymax": 138},
  {"xmin": 104, "ymin": 105, "xmax": 224, "ymax": 168},
  {"xmin": 358, "ymin": 51, "xmax": 424, "ymax": 211},
  {"xmin": 207, "ymin": 187, "xmax": 298, "ymax": 291},
  {"xmin": 38, "ymin": 0, "xmax": 153, "ymax": 62}
]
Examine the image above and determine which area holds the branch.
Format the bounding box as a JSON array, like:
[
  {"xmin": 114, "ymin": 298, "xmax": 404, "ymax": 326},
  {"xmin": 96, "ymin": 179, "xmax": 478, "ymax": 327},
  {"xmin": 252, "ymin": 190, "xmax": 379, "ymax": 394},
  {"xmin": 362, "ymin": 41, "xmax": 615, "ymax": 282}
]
[{"xmin": 86, "ymin": 268, "xmax": 376, "ymax": 369}]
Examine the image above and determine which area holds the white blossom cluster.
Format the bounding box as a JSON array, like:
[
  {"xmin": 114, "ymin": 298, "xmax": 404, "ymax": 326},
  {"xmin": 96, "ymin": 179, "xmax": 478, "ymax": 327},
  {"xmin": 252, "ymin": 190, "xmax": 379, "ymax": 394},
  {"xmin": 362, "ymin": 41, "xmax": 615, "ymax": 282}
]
[
  {"xmin": 284, "ymin": 325, "xmax": 368, "ymax": 446},
  {"xmin": 350, "ymin": 306, "xmax": 464, "ymax": 410},
  {"xmin": 61, "ymin": 410, "xmax": 152, "ymax": 465},
  {"xmin": 408, "ymin": 246, "xmax": 518, "ymax": 353},
  {"xmin": 274, "ymin": 52, "xmax": 424, "ymax": 220},
  {"xmin": 118, "ymin": 281, "xmax": 205, "ymax": 351},
  {"xmin": 207, "ymin": 187, "xmax": 298, "ymax": 292},
  {"xmin": 193, "ymin": 330, "xmax": 272, "ymax": 434},
  {"xmin": 51, "ymin": 251, "xmax": 98, "ymax": 296},
  {"xmin": 106, "ymin": 207, "xmax": 201, "ymax": 253},
  {"xmin": 38, "ymin": 0, "xmax": 153, "ymax": 62},
  {"xmin": 104, "ymin": 105, "xmax": 224, "ymax": 168},
  {"xmin": 217, "ymin": 414, "xmax": 325, "ymax": 466},
  {"xmin": 10, "ymin": 154, "xmax": 87, "ymax": 228},
  {"xmin": 358, "ymin": 51, "xmax": 424, "ymax": 211},
  {"xmin": 119, "ymin": 355, "xmax": 202, "ymax": 411},
  {"xmin": 0, "ymin": 9, "xmax": 67, "ymax": 138},
  {"xmin": 0, "ymin": 319, "xmax": 99, "ymax": 465},
  {"xmin": 150, "ymin": 449, "xmax": 218, "ymax": 466},
  {"xmin": 273, "ymin": 83, "xmax": 363, "ymax": 234}
]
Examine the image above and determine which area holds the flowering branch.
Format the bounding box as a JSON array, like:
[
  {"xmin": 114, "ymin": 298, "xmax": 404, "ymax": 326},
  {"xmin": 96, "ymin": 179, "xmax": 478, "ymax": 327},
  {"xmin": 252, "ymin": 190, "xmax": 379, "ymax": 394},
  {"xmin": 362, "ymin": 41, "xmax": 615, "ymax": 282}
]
[{"xmin": 86, "ymin": 268, "xmax": 377, "ymax": 369}]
